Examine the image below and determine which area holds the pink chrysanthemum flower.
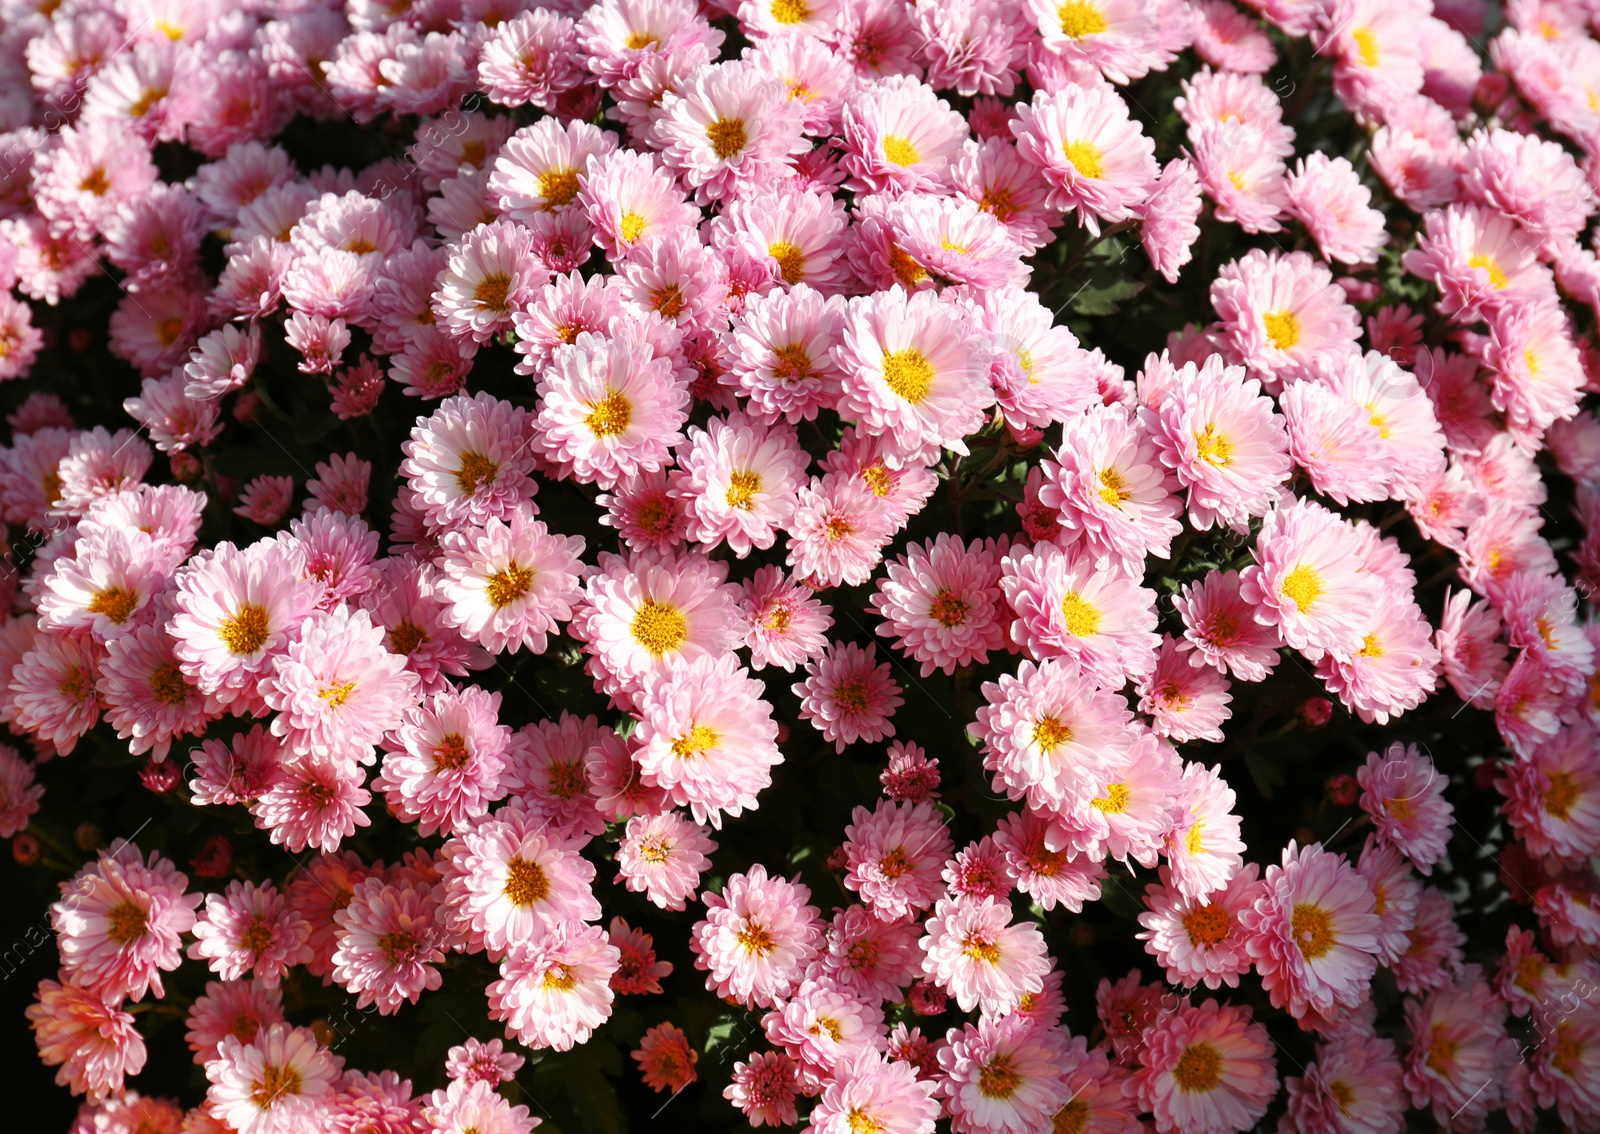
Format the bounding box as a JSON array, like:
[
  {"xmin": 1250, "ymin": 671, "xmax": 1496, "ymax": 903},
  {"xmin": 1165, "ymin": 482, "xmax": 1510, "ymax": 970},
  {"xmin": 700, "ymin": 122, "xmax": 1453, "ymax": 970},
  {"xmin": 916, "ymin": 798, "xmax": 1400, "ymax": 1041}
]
[
  {"xmin": 810, "ymin": 1049, "xmax": 940, "ymax": 1134},
  {"xmin": 1284, "ymin": 152, "xmax": 1386, "ymax": 265},
  {"xmin": 787, "ymin": 474, "xmax": 897, "ymax": 589},
  {"xmin": 488, "ymin": 920, "xmax": 619, "ymax": 1052},
  {"xmin": 1497, "ymin": 725, "xmax": 1600, "ymax": 869},
  {"xmin": 669, "ymin": 413, "xmax": 808, "ymax": 557},
  {"xmin": 433, "ymin": 220, "xmax": 546, "ymax": 345},
  {"xmin": 578, "ymin": 148, "xmax": 700, "ymax": 263},
  {"xmin": 974, "ymin": 657, "xmax": 1133, "ymax": 816},
  {"xmin": 998, "ymin": 539, "xmax": 1162, "ymax": 686},
  {"xmin": 944, "ymin": 836, "xmax": 1014, "ymax": 903},
  {"xmin": 435, "ymin": 508, "xmax": 586, "ymax": 656},
  {"xmin": 737, "ymin": 564, "xmax": 833, "ymax": 672},
  {"xmin": 949, "ymin": 139, "xmax": 1063, "ymax": 256},
  {"xmin": 1136, "ymin": 636, "xmax": 1232, "ymax": 744},
  {"xmin": 1138, "ymin": 862, "xmax": 1262, "ymax": 989},
  {"xmin": 1137, "ymin": 156, "xmax": 1205, "ymax": 284},
  {"xmin": 842, "ymin": 799, "xmax": 954, "ymax": 921},
  {"xmin": 0, "ymin": 744, "xmax": 43, "ymax": 836},
  {"xmin": 52, "ymin": 844, "xmax": 200, "ymax": 1004},
  {"xmin": 839, "ymin": 75, "xmax": 969, "ymax": 197},
  {"xmin": 421, "ymin": 1078, "xmax": 536, "ymax": 1134},
  {"xmin": 617, "ymin": 810, "xmax": 716, "ymax": 912},
  {"xmin": 726, "ymin": 284, "xmax": 846, "ymax": 426},
  {"xmin": 880, "ymin": 740, "xmax": 941, "ymax": 805},
  {"xmin": 597, "ymin": 471, "xmax": 690, "ymax": 554},
  {"xmin": 1061, "ymin": 729, "xmax": 1183, "ymax": 868},
  {"xmin": 817, "ymin": 905, "xmax": 924, "ymax": 1003},
  {"xmin": 250, "ymin": 755, "xmax": 372, "ymax": 855},
  {"xmin": 1165, "ymin": 762, "xmax": 1248, "ymax": 901},
  {"xmin": 975, "ymin": 285, "xmax": 1096, "ymax": 432},
  {"xmin": 993, "ymin": 807, "xmax": 1107, "ymax": 913},
  {"xmin": 836, "ymin": 286, "xmax": 991, "ymax": 467},
  {"xmin": 919, "ymin": 896, "xmax": 1049, "ymax": 1016},
  {"xmin": 1279, "ymin": 376, "xmax": 1391, "ymax": 506},
  {"xmin": 1211, "ymin": 248, "xmax": 1361, "ymax": 386},
  {"xmin": 1483, "ymin": 299, "xmax": 1588, "ymax": 444},
  {"xmin": 438, "ymin": 803, "xmax": 598, "ymax": 959},
  {"xmin": 871, "ymin": 534, "xmax": 1004, "ymax": 677},
  {"xmin": 1148, "ymin": 354, "xmax": 1291, "ymax": 532},
  {"xmin": 331, "ymin": 877, "xmax": 448, "ymax": 1015},
  {"xmin": 712, "ymin": 186, "xmax": 850, "ymax": 297},
  {"xmin": 938, "ymin": 1014, "xmax": 1069, "ymax": 1134},
  {"xmin": 499, "ymin": 715, "xmax": 607, "ymax": 839},
  {"xmin": 1402, "ymin": 972, "xmax": 1508, "ymax": 1128},
  {"xmin": 185, "ymin": 978, "xmax": 286, "ymax": 1063},
  {"xmin": 1133, "ymin": 999, "xmax": 1279, "ymax": 1134},
  {"xmin": 263, "ymin": 605, "xmax": 419, "ymax": 767},
  {"xmin": 205, "ymin": 1023, "xmax": 340, "ymax": 1134},
  {"xmin": 649, "ymin": 60, "xmax": 807, "ymax": 205},
  {"xmin": 188, "ymin": 880, "xmax": 312, "ymax": 989},
  {"xmin": 235, "ymin": 476, "xmax": 295, "ymax": 527},
  {"xmin": 168, "ymin": 539, "xmax": 317, "ymax": 713},
  {"xmin": 1284, "ymin": 1028, "xmax": 1408, "ymax": 1134},
  {"xmin": 445, "ymin": 1037, "xmax": 525, "ymax": 1088},
  {"xmin": 531, "ymin": 327, "xmax": 689, "ymax": 490},
  {"xmin": 37, "ymin": 528, "xmax": 164, "ymax": 641},
  {"xmin": 1240, "ymin": 499, "xmax": 1386, "ymax": 662},
  {"xmin": 1025, "ymin": 0, "xmax": 1167, "ymax": 84},
  {"xmin": 1315, "ymin": 594, "xmax": 1441, "ymax": 725},
  {"xmin": 1459, "ymin": 126, "xmax": 1595, "ymax": 247},
  {"xmin": 28, "ymin": 979, "xmax": 146, "ymax": 1103},
  {"xmin": 1402, "ymin": 203, "xmax": 1553, "ymax": 325},
  {"xmin": 763, "ymin": 977, "xmax": 886, "ymax": 1090},
  {"xmin": 725, "ymin": 1049, "xmax": 802, "ymax": 1128},
  {"xmin": 375, "ymin": 685, "xmax": 511, "ymax": 838},
  {"xmin": 1173, "ymin": 569, "xmax": 1281, "ymax": 683},
  {"xmin": 1241, "ymin": 841, "xmax": 1382, "ymax": 1021},
  {"xmin": 478, "ymin": 8, "xmax": 581, "ymax": 111},
  {"xmin": 572, "ymin": 548, "xmax": 740, "ymax": 705},
  {"xmin": 635, "ymin": 651, "xmax": 782, "ymax": 827},
  {"xmin": 489, "ymin": 119, "xmax": 616, "ymax": 223},
  {"xmin": 401, "ymin": 393, "xmax": 537, "ymax": 534},
  {"xmin": 691, "ymin": 864, "xmax": 823, "ymax": 1009},
  {"xmin": 1012, "ymin": 84, "xmax": 1157, "ymax": 234},
  {"xmin": 795, "ymin": 641, "xmax": 904, "ymax": 753},
  {"xmin": 1041, "ymin": 402, "xmax": 1183, "ymax": 571},
  {"xmin": 633, "ymin": 1021, "xmax": 698, "ymax": 1095},
  {"xmin": 1356, "ymin": 742, "xmax": 1454, "ymax": 875}
]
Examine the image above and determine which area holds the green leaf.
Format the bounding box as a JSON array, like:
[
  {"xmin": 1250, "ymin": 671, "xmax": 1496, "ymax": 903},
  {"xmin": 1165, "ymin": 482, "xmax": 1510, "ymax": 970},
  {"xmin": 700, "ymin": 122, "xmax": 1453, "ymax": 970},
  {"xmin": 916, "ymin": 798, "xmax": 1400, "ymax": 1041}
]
[
  {"xmin": 1070, "ymin": 276, "xmax": 1144, "ymax": 317},
  {"xmin": 1245, "ymin": 752, "xmax": 1287, "ymax": 800}
]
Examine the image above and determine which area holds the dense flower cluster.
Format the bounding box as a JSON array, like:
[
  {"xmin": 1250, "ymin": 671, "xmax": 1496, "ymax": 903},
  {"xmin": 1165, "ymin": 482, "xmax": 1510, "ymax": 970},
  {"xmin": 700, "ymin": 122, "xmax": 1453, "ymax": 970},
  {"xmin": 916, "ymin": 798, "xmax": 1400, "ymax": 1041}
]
[{"xmin": 3, "ymin": 0, "xmax": 1599, "ymax": 1131}]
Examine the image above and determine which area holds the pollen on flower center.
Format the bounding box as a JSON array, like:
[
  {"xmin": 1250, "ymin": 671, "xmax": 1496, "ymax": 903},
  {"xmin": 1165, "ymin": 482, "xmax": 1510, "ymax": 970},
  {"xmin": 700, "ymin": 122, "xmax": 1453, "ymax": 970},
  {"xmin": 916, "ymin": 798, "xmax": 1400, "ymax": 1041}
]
[
  {"xmin": 1355, "ymin": 633, "xmax": 1384, "ymax": 658},
  {"xmin": 771, "ymin": 343, "xmax": 812, "ymax": 382},
  {"xmin": 1280, "ymin": 564, "xmax": 1324, "ymax": 612},
  {"xmin": 1032, "ymin": 715, "xmax": 1073, "ymax": 753},
  {"xmin": 737, "ymin": 920, "xmax": 776, "ymax": 955},
  {"xmin": 1193, "ymin": 424, "xmax": 1233, "ymax": 466},
  {"xmin": 148, "ymin": 662, "xmax": 191, "ymax": 706},
  {"xmin": 389, "ymin": 619, "xmax": 428, "ymax": 655},
  {"xmin": 543, "ymin": 962, "xmax": 578, "ymax": 991},
  {"xmin": 1061, "ymin": 139, "xmax": 1104, "ymax": 179},
  {"xmin": 706, "ymin": 117, "xmax": 748, "ymax": 160},
  {"xmin": 619, "ymin": 211, "xmax": 647, "ymax": 243},
  {"xmin": 1171, "ymin": 1043, "xmax": 1223, "ymax": 1093},
  {"xmin": 1060, "ymin": 592, "xmax": 1102, "ymax": 637},
  {"xmin": 219, "ymin": 603, "xmax": 271, "ymax": 655},
  {"xmin": 1468, "ymin": 252, "xmax": 1508, "ymax": 288},
  {"xmin": 433, "ymin": 732, "xmax": 471, "ymax": 770},
  {"xmin": 1263, "ymin": 310, "xmax": 1301, "ymax": 350},
  {"xmin": 929, "ymin": 590, "xmax": 970, "ymax": 628},
  {"xmin": 585, "ymin": 391, "xmax": 633, "ymax": 438},
  {"xmin": 882, "ymin": 135, "xmax": 921, "ymax": 166},
  {"xmin": 1181, "ymin": 903, "xmax": 1232, "ymax": 946},
  {"xmin": 767, "ymin": 240, "xmax": 807, "ymax": 284},
  {"xmin": 1351, "ymin": 27, "xmax": 1380, "ymax": 67},
  {"xmin": 1291, "ymin": 902, "xmax": 1335, "ymax": 960},
  {"xmin": 1544, "ymin": 769, "xmax": 1581, "ymax": 820},
  {"xmin": 106, "ymin": 900, "xmax": 148, "ymax": 945},
  {"xmin": 1097, "ymin": 467, "xmax": 1131, "ymax": 507},
  {"xmin": 878, "ymin": 846, "xmax": 911, "ymax": 878},
  {"xmin": 978, "ymin": 1055, "xmax": 1024, "ymax": 1099},
  {"xmin": 79, "ymin": 168, "xmax": 111, "ymax": 196},
  {"xmin": 1092, "ymin": 782, "xmax": 1130, "ymax": 813},
  {"xmin": 888, "ymin": 243, "xmax": 928, "ymax": 287},
  {"xmin": 485, "ymin": 563, "xmax": 534, "ymax": 608},
  {"xmin": 824, "ymin": 516, "xmax": 854, "ymax": 542},
  {"xmin": 1425, "ymin": 1026, "xmax": 1459, "ymax": 1073},
  {"xmin": 962, "ymin": 935, "xmax": 1001, "ymax": 964},
  {"xmin": 538, "ymin": 167, "xmax": 579, "ymax": 209},
  {"xmin": 650, "ymin": 283, "xmax": 687, "ymax": 319},
  {"xmin": 87, "ymin": 585, "xmax": 140, "ymax": 623},
  {"xmin": 1058, "ymin": 0, "xmax": 1109, "ymax": 37},
  {"xmin": 882, "ymin": 347, "xmax": 934, "ymax": 404},
  {"xmin": 503, "ymin": 856, "xmax": 550, "ymax": 906},
  {"xmin": 456, "ymin": 451, "xmax": 499, "ymax": 496},
  {"xmin": 632, "ymin": 599, "xmax": 688, "ymax": 656},
  {"xmin": 726, "ymin": 469, "xmax": 762, "ymax": 510},
  {"xmin": 671, "ymin": 724, "xmax": 721, "ymax": 758},
  {"xmin": 810, "ymin": 1015, "xmax": 844, "ymax": 1042},
  {"xmin": 251, "ymin": 1062, "xmax": 303, "ymax": 1109},
  {"xmin": 238, "ymin": 915, "xmax": 275, "ymax": 955},
  {"xmin": 625, "ymin": 30, "xmax": 659, "ymax": 50},
  {"xmin": 319, "ymin": 680, "xmax": 357, "ymax": 708},
  {"xmin": 770, "ymin": 0, "xmax": 810, "ymax": 22},
  {"xmin": 474, "ymin": 272, "xmax": 511, "ymax": 312},
  {"xmin": 1054, "ymin": 1100, "xmax": 1090, "ymax": 1134}
]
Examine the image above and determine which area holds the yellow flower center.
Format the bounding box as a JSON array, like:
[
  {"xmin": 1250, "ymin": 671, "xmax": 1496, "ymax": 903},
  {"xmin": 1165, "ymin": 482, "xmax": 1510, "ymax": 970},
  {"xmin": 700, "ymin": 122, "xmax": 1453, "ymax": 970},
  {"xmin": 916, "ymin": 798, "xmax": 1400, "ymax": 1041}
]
[
  {"xmin": 706, "ymin": 117, "xmax": 748, "ymax": 160},
  {"xmin": 318, "ymin": 681, "xmax": 356, "ymax": 709},
  {"xmin": 474, "ymin": 272, "xmax": 511, "ymax": 312},
  {"xmin": 1263, "ymin": 310, "xmax": 1300, "ymax": 350},
  {"xmin": 770, "ymin": 0, "xmax": 809, "ymax": 22},
  {"xmin": 888, "ymin": 243, "xmax": 928, "ymax": 288},
  {"xmin": 106, "ymin": 900, "xmax": 148, "ymax": 945},
  {"xmin": 930, "ymin": 591, "xmax": 970, "ymax": 628},
  {"xmin": 148, "ymin": 662, "xmax": 191, "ymax": 706},
  {"xmin": 485, "ymin": 564, "xmax": 534, "ymax": 608},
  {"xmin": 625, "ymin": 31, "xmax": 659, "ymax": 49},
  {"xmin": 1058, "ymin": 0, "xmax": 1109, "ymax": 37},
  {"xmin": 1468, "ymin": 252, "xmax": 1508, "ymax": 288},
  {"xmin": 771, "ymin": 343, "xmax": 812, "ymax": 383},
  {"xmin": 882, "ymin": 348, "xmax": 934, "ymax": 404},
  {"xmin": 978, "ymin": 1055, "xmax": 1024, "ymax": 1099},
  {"xmin": 251, "ymin": 1063, "xmax": 303, "ymax": 1109},
  {"xmin": 1092, "ymin": 782, "xmax": 1130, "ymax": 813},
  {"xmin": 738, "ymin": 921, "xmax": 776, "ymax": 955},
  {"xmin": 619, "ymin": 211, "xmax": 647, "ymax": 244},
  {"xmin": 1060, "ymin": 592, "xmax": 1102, "ymax": 637},
  {"xmin": 1061, "ymin": 139, "xmax": 1104, "ymax": 179},
  {"xmin": 538, "ymin": 168, "xmax": 579, "ymax": 210},
  {"xmin": 1171, "ymin": 1043, "xmax": 1223, "ymax": 1093},
  {"xmin": 882, "ymin": 135, "xmax": 921, "ymax": 166},
  {"xmin": 1356, "ymin": 633, "xmax": 1385, "ymax": 658},
  {"xmin": 1351, "ymin": 27, "xmax": 1380, "ymax": 67},
  {"xmin": 726, "ymin": 470, "xmax": 761, "ymax": 510},
  {"xmin": 1182, "ymin": 903, "xmax": 1232, "ymax": 946},
  {"xmin": 433, "ymin": 732, "xmax": 471, "ymax": 770},
  {"xmin": 456, "ymin": 451, "xmax": 498, "ymax": 497},
  {"xmin": 1053, "ymin": 1100, "xmax": 1090, "ymax": 1134},
  {"xmin": 503, "ymin": 856, "xmax": 550, "ymax": 906},
  {"xmin": 585, "ymin": 391, "xmax": 633, "ymax": 438},
  {"xmin": 1291, "ymin": 902, "xmax": 1335, "ymax": 960},
  {"xmin": 962, "ymin": 935, "xmax": 1001, "ymax": 964},
  {"xmin": 542, "ymin": 962, "xmax": 577, "ymax": 991},
  {"xmin": 219, "ymin": 603, "xmax": 270, "ymax": 654},
  {"xmin": 768, "ymin": 240, "xmax": 806, "ymax": 285},
  {"xmin": 1280, "ymin": 564, "xmax": 1324, "ymax": 612},
  {"xmin": 88, "ymin": 585, "xmax": 139, "ymax": 624},
  {"xmin": 1097, "ymin": 467, "xmax": 1130, "ymax": 507},
  {"xmin": 632, "ymin": 600, "xmax": 688, "ymax": 656},
  {"xmin": 671, "ymin": 724, "xmax": 721, "ymax": 758},
  {"xmin": 1545, "ymin": 769, "xmax": 1581, "ymax": 820},
  {"xmin": 1193, "ymin": 424, "xmax": 1232, "ymax": 466},
  {"xmin": 1032, "ymin": 716, "xmax": 1072, "ymax": 753}
]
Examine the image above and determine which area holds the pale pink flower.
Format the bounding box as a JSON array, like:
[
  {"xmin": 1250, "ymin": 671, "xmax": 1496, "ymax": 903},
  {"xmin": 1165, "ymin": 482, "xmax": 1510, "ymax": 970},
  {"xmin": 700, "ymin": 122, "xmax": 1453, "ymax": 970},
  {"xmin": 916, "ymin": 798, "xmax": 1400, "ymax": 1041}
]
[
  {"xmin": 375, "ymin": 685, "xmax": 511, "ymax": 838},
  {"xmin": 670, "ymin": 413, "xmax": 808, "ymax": 557},
  {"xmin": 843, "ymin": 799, "xmax": 953, "ymax": 921},
  {"xmin": 691, "ymin": 864, "xmax": 823, "ymax": 1009},
  {"xmin": 795, "ymin": 641, "xmax": 903, "ymax": 753},
  {"xmin": 809, "ymin": 1049, "xmax": 939, "ymax": 1134},
  {"xmin": 919, "ymin": 895, "xmax": 1049, "ymax": 1017},
  {"xmin": 649, "ymin": 59, "xmax": 808, "ymax": 204},
  {"xmin": 185, "ymin": 979, "xmax": 286, "ymax": 1063},
  {"xmin": 205, "ymin": 1023, "xmax": 340, "ymax": 1134},
  {"xmin": 725, "ymin": 1050, "xmax": 801, "ymax": 1128},
  {"xmin": 435, "ymin": 509, "xmax": 586, "ymax": 656},
  {"xmin": 28, "ymin": 980, "xmax": 146, "ymax": 1103},
  {"xmin": 421, "ymin": 1079, "xmax": 537, "ymax": 1134},
  {"xmin": 331, "ymin": 877, "xmax": 448, "ymax": 1015},
  {"xmin": 488, "ymin": 920, "xmax": 619, "ymax": 1052},
  {"xmin": 1012, "ymin": 84, "xmax": 1157, "ymax": 233},
  {"xmin": 737, "ymin": 564, "xmax": 833, "ymax": 672},
  {"xmin": 839, "ymin": 75, "xmax": 969, "ymax": 197},
  {"xmin": 445, "ymin": 1038, "xmax": 525, "ymax": 1088},
  {"xmin": 189, "ymin": 881, "xmax": 312, "ymax": 989},
  {"xmin": 1356, "ymin": 742, "xmax": 1454, "ymax": 874},
  {"xmin": 1133, "ymin": 1000, "xmax": 1279, "ymax": 1134},
  {"xmin": 616, "ymin": 811, "xmax": 716, "ymax": 911}
]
